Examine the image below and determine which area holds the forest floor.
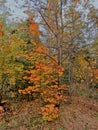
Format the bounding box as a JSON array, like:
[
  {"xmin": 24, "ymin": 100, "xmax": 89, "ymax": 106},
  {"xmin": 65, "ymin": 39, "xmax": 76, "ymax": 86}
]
[{"xmin": 0, "ymin": 95, "xmax": 98, "ymax": 130}]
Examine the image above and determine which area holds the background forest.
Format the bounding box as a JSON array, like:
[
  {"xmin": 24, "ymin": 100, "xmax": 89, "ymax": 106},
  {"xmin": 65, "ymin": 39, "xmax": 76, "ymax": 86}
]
[{"xmin": 0, "ymin": 0, "xmax": 98, "ymax": 130}]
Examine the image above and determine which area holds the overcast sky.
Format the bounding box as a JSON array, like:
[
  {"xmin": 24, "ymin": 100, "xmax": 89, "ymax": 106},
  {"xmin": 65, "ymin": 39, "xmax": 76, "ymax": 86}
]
[
  {"xmin": 1, "ymin": 0, "xmax": 98, "ymax": 23},
  {"xmin": 94, "ymin": 0, "xmax": 98, "ymax": 8}
]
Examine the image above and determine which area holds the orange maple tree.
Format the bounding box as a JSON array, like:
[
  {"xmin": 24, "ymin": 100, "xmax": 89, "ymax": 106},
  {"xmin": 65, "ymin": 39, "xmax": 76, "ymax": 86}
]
[{"xmin": 18, "ymin": 18, "xmax": 67, "ymax": 121}]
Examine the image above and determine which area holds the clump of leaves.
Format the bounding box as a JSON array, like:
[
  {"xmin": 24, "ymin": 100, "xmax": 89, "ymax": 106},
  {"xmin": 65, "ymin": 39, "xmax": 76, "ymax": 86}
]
[{"xmin": 41, "ymin": 104, "xmax": 59, "ymax": 121}]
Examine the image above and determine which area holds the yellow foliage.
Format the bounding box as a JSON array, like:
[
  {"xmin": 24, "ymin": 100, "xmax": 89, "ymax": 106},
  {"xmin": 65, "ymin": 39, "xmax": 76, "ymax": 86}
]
[{"xmin": 41, "ymin": 104, "xmax": 59, "ymax": 121}]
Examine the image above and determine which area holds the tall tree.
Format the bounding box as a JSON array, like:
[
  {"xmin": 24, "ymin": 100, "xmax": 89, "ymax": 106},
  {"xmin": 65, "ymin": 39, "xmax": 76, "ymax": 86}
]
[{"xmin": 30, "ymin": 0, "xmax": 98, "ymax": 92}]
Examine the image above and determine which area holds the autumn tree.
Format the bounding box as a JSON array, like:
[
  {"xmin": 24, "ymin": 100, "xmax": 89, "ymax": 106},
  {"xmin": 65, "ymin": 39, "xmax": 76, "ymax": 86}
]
[
  {"xmin": 28, "ymin": 0, "xmax": 98, "ymax": 94},
  {"xmin": 88, "ymin": 40, "xmax": 98, "ymax": 87},
  {"xmin": 0, "ymin": 18, "xmax": 27, "ymax": 99},
  {"xmin": 18, "ymin": 18, "xmax": 67, "ymax": 121}
]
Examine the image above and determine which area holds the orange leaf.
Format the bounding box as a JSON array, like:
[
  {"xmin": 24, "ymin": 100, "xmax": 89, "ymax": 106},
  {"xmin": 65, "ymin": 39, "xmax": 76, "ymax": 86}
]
[
  {"xmin": 0, "ymin": 24, "xmax": 3, "ymax": 30},
  {"xmin": 0, "ymin": 31, "xmax": 4, "ymax": 36}
]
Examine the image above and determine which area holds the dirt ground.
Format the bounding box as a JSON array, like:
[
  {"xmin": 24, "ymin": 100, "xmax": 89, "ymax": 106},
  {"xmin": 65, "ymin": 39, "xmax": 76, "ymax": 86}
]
[
  {"xmin": 59, "ymin": 96, "xmax": 98, "ymax": 130},
  {"xmin": 0, "ymin": 96, "xmax": 98, "ymax": 130}
]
